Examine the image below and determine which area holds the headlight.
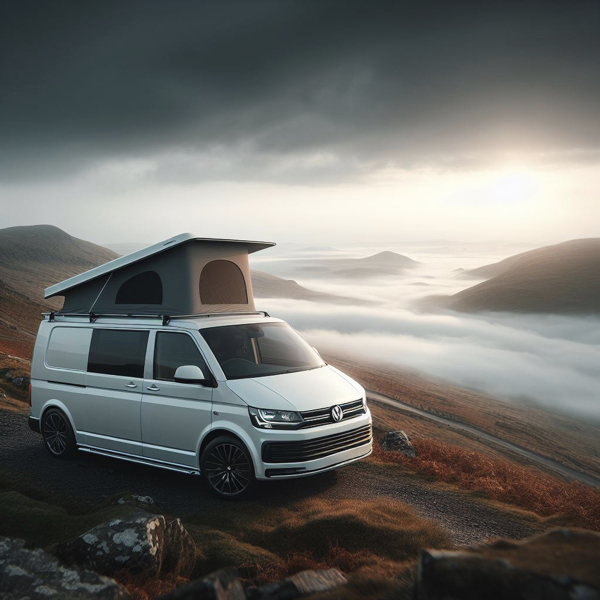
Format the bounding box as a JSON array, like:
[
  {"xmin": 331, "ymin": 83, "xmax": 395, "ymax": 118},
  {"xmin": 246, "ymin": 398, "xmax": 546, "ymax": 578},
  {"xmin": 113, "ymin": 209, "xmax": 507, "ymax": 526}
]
[{"xmin": 249, "ymin": 407, "xmax": 303, "ymax": 429}]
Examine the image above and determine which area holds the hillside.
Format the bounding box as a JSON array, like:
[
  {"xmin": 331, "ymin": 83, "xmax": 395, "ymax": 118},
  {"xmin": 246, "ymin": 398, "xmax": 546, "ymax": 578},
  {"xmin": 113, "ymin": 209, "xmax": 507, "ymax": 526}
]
[
  {"xmin": 0, "ymin": 225, "xmax": 119, "ymax": 356},
  {"xmin": 251, "ymin": 270, "xmax": 366, "ymax": 305},
  {"xmin": 446, "ymin": 238, "xmax": 600, "ymax": 314}
]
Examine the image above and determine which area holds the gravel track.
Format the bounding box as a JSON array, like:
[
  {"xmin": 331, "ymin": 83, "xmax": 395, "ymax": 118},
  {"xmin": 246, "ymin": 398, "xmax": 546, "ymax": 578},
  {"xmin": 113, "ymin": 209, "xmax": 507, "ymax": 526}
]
[{"xmin": 0, "ymin": 409, "xmax": 543, "ymax": 546}]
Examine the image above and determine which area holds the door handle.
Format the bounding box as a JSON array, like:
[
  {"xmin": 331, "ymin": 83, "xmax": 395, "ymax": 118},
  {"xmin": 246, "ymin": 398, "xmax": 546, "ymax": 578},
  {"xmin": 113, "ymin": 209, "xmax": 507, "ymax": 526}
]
[
  {"xmin": 126, "ymin": 382, "xmax": 137, "ymax": 389},
  {"xmin": 147, "ymin": 384, "xmax": 160, "ymax": 391}
]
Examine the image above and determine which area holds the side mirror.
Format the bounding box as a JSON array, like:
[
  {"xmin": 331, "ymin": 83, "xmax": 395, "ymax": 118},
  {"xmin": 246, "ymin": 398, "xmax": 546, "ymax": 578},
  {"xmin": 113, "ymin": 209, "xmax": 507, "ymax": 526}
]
[{"xmin": 174, "ymin": 365, "xmax": 210, "ymax": 385}]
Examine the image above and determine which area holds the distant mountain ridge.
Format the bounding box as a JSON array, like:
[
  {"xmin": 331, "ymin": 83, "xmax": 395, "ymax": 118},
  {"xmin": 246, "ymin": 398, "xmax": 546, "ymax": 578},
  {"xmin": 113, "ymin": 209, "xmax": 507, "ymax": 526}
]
[
  {"xmin": 445, "ymin": 238, "xmax": 600, "ymax": 315},
  {"xmin": 294, "ymin": 249, "xmax": 419, "ymax": 280}
]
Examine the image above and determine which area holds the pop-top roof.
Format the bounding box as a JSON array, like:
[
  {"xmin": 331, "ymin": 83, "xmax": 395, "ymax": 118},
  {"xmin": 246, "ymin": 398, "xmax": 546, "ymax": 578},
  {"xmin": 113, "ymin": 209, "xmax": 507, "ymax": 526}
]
[{"xmin": 45, "ymin": 233, "xmax": 274, "ymax": 299}]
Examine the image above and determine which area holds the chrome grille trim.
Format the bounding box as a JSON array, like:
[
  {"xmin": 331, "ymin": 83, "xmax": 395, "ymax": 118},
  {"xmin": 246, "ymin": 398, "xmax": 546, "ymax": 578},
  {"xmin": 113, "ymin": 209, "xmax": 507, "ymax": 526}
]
[{"xmin": 298, "ymin": 399, "xmax": 365, "ymax": 428}]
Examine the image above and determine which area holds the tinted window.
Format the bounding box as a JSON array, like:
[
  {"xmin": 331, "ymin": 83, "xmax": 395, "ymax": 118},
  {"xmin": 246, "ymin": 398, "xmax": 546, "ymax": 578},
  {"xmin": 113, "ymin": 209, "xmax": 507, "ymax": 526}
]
[
  {"xmin": 200, "ymin": 260, "xmax": 248, "ymax": 304},
  {"xmin": 88, "ymin": 329, "xmax": 149, "ymax": 378},
  {"xmin": 46, "ymin": 327, "xmax": 92, "ymax": 371},
  {"xmin": 116, "ymin": 271, "xmax": 163, "ymax": 304},
  {"xmin": 201, "ymin": 322, "xmax": 323, "ymax": 380},
  {"xmin": 154, "ymin": 332, "xmax": 208, "ymax": 381}
]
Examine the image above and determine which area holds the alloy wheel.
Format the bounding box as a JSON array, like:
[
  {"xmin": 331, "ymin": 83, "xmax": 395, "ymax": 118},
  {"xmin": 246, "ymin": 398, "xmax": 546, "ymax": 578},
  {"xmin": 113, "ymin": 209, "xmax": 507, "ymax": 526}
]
[
  {"xmin": 43, "ymin": 412, "xmax": 69, "ymax": 456},
  {"xmin": 205, "ymin": 443, "xmax": 252, "ymax": 496}
]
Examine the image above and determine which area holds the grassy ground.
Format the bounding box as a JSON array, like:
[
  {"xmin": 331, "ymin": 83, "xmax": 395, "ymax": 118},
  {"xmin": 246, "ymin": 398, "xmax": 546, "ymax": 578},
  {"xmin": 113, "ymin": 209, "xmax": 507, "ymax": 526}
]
[{"xmin": 0, "ymin": 468, "xmax": 452, "ymax": 600}]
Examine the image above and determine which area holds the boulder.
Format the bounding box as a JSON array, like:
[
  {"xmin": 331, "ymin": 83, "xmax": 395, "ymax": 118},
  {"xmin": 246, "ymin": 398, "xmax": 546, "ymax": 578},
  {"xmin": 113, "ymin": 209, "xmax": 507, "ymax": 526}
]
[
  {"xmin": 416, "ymin": 529, "xmax": 600, "ymax": 600},
  {"xmin": 0, "ymin": 536, "xmax": 129, "ymax": 600},
  {"xmin": 160, "ymin": 518, "xmax": 196, "ymax": 578},
  {"xmin": 380, "ymin": 430, "xmax": 416, "ymax": 457},
  {"xmin": 57, "ymin": 510, "xmax": 196, "ymax": 580},
  {"xmin": 157, "ymin": 567, "xmax": 245, "ymax": 600},
  {"xmin": 116, "ymin": 494, "xmax": 158, "ymax": 507},
  {"xmin": 249, "ymin": 569, "xmax": 348, "ymax": 600}
]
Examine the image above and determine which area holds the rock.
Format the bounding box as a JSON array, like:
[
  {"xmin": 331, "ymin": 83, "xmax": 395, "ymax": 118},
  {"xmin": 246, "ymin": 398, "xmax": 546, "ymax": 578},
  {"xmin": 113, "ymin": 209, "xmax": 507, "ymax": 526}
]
[
  {"xmin": 380, "ymin": 430, "xmax": 416, "ymax": 457},
  {"xmin": 157, "ymin": 567, "xmax": 245, "ymax": 600},
  {"xmin": 0, "ymin": 536, "xmax": 130, "ymax": 600},
  {"xmin": 116, "ymin": 494, "xmax": 158, "ymax": 507},
  {"xmin": 160, "ymin": 518, "xmax": 196, "ymax": 578},
  {"xmin": 57, "ymin": 510, "xmax": 196, "ymax": 580},
  {"xmin": 416, "ymin": 529, "xmax": 600, "ymax": 600},
  {"xmin": 249, "ymin": 569, "xmax": 348, "ymax": 600}
]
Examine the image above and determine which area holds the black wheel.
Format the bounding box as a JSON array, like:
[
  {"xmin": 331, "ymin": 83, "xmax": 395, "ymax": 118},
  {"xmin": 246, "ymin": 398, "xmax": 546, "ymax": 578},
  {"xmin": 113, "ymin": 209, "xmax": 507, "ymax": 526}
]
[
  {"xmin": 201, "ymin": 435, "xmax": 256, "ymax": 500},
  {"xmin": 42, "ymin": 408, "xmax": 77, "ymax": 459}
]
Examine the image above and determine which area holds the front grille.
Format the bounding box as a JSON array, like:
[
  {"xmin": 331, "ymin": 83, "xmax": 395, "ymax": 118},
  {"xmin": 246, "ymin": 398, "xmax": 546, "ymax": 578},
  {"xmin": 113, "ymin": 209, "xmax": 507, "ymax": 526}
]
[
  {"xmin": 262, "ymin": 424, "xmax": 372, "ymax": 463},
  {"xmin": 299, "ymin": 399, "xmax": 365, "ymax": 429}
]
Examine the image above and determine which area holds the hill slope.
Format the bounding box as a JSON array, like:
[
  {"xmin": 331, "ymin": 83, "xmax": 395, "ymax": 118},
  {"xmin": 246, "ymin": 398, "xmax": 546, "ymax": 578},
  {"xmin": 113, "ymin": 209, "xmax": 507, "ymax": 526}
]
[
  {"xmin": 251, "ymin": 270, "xmax": 366, "ymax": 305},
  {"xmin": 446, "ymin": 238, "xmax": 600, "ymax": 314},
  {"xmin": 0, "ymin": 225, "xmax": 119, "ymax": 356}
]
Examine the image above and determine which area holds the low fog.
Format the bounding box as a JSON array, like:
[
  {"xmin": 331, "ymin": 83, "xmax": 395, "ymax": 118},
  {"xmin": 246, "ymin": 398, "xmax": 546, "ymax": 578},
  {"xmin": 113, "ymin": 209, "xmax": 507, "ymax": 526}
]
[{"xmin": 252, "ymin": 244, "xmax": 600, "ymax": 422}]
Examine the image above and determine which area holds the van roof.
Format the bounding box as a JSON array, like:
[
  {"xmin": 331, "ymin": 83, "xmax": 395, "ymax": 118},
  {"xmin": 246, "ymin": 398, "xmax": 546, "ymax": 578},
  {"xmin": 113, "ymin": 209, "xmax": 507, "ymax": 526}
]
[{"xmin": 45, "ymin": 233, "xmax": 275, "ymax": 299}]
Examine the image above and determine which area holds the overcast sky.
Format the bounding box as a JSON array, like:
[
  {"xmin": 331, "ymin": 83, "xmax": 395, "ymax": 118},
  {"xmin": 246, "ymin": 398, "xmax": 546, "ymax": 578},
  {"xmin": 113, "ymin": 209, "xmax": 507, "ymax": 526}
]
[{"xmin": 1, "ymin": 1, "xmax": 599, "ymax": 245}]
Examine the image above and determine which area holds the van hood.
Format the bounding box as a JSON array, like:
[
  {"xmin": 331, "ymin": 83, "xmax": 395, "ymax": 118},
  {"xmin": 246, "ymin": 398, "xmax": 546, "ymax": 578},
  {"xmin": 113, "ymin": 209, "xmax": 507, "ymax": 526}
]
[{"xmin": 226, "ymin": 365, "xmax": 364, "ymax": 412}]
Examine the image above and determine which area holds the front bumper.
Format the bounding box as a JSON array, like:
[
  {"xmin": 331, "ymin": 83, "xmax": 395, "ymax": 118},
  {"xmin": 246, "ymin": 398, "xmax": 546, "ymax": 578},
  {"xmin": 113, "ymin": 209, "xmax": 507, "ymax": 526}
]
[
  {"xmin": 264, "ymin": 447, "xmax": 373, "ymax": 478},
  {"xmin": 251, "ymin": 410, "xmax": 373, "ymax": 480}
]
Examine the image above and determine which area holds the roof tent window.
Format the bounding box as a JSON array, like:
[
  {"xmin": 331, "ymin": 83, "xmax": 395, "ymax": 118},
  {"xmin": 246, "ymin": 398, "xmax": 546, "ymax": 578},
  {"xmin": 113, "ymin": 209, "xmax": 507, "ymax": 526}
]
[
  {"xmin": 200, "ymin": 260, "xmax": 248, "ymax": 304},
  {"xmin": 116, "ymin": 271, "xmax": 163, "ymax": 305}
]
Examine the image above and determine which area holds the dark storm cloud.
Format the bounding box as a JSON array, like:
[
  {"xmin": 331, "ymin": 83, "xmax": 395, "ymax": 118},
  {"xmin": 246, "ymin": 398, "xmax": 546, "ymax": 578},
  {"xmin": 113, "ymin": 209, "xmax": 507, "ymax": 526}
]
[{"xmin": 1, "ymin": 0, "xmax": 600, "ymax": 182}]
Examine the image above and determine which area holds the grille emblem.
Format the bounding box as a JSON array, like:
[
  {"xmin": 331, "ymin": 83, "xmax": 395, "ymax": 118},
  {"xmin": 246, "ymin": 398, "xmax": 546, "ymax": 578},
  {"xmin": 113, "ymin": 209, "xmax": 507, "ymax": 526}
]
[{"xmin": 331, "ymin": 405, "xmax": 344, "ymax": 422}]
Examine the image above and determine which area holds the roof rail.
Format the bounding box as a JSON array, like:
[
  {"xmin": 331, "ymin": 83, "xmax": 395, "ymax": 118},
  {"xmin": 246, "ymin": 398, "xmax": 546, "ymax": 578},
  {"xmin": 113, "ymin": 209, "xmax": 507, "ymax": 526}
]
[{"xmin": 43, "ymin": 311, "xmax": 270, "ymax": 325}]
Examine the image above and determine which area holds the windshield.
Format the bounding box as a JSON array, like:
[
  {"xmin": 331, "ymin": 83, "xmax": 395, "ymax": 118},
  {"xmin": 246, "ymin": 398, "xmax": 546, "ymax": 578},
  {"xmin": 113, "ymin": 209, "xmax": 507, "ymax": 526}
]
[{"xmin": 200, "ymin": 322, "xmax": 325, "ymax": 380}]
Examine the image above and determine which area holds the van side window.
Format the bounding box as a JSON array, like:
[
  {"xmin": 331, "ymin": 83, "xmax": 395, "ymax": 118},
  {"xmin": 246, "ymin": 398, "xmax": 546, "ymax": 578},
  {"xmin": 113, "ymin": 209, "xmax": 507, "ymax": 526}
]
[
  {"xmin": 154, "ymin": 332, "xmax": 208, "ymax": 381},
  {"xmin": 46, "ymin": 327, "xmax": 92, "ymax": 371},
  {"xmin": 88, "ymin": 329, "xmax": 149, "ymax": 378}
]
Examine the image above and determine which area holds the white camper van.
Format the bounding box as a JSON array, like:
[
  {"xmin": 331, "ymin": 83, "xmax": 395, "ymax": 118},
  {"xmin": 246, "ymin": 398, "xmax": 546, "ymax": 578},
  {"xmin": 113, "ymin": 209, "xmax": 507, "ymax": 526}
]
[{"xmin": 29, "ymin": 234, "xmax": 372, "ymax": 499}]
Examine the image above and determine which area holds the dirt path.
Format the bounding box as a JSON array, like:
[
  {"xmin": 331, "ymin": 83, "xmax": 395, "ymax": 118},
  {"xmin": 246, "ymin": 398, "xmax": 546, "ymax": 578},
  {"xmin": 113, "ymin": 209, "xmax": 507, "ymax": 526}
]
[
  {"xmin": 367, "ymin": 390, "xmax": 600, "ymax": 488},
  {"xmin": 0, "ymin": 409, "xmax": 543, "ymax": 546}
]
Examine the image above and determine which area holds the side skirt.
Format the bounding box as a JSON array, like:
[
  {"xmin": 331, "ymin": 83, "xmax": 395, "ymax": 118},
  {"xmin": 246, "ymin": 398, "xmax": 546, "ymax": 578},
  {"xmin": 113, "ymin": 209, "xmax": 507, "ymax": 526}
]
[{"xmin": 77, "ymin": 444, "xmax": 200, "ymax": 476}]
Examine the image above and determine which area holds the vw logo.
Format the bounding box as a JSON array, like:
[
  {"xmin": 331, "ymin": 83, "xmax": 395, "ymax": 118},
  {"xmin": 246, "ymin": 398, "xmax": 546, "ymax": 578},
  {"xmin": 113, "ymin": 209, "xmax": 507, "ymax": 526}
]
[{"xmin": 331, "ymin": 405, "xmax": 344, "ymax": 422}]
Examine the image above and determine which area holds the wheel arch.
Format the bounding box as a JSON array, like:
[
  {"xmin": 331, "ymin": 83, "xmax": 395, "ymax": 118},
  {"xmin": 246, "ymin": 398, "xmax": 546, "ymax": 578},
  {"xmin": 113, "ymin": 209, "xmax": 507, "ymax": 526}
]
[
  {"xmin": 198, "ymin": 427, "xmax": 257, "ymax": 473},
  {"xmin": 40, "ymin": 400, "xmax": 77, "ymax": 434}
]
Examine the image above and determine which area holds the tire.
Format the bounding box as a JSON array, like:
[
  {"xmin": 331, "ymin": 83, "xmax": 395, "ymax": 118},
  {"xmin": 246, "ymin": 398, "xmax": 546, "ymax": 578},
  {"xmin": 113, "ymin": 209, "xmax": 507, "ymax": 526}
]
[
  {"xmin": 200, "ymin": 435, "xmax": 256, "ymax": 500},
  {"xmin": 41, "ymin": 408, "xmax": 77, "ymax": 459}
]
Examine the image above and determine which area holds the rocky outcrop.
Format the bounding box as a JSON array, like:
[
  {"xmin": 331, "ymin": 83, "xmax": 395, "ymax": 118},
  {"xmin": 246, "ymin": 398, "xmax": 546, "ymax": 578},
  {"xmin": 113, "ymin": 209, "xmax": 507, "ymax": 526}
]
[
  {"xmin": 160, "ymin": 567, "xmax": 348, "ymax": 600},
  {"xmin": 416, "ymin": 529, "xmax": 600, "ymax": 600},
  {"xmin": 381, "ymin": 430, "xmax": 416, "ymax": 457},
  {"xmin": 0, "ymin": 368, "xmax": 29, "ymax": 390},
  {"xmin": 157, "ymin": 567, "xmax": 245, "ymax": 600},
  {"xmin": 0, "ymin": 536, "xmax": 130, "ymax": 600},
  {"xmin": 57, "ymin": 510, "xmax": 196, "ymax": 580},
  {"xmin": 249, "ymin": 568, "xmax": 348, "ymax": 600}
]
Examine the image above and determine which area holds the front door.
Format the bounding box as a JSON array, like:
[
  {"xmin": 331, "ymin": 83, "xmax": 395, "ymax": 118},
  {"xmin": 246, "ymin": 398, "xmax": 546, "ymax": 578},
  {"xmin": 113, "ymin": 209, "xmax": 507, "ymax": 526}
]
[
  {"xmin": 141, "ymin": 331, "xmax": 213, "ymax": 468},
  {"xmin": 85, "ymin": 328, "xmax": 149, "ymax": 455}
]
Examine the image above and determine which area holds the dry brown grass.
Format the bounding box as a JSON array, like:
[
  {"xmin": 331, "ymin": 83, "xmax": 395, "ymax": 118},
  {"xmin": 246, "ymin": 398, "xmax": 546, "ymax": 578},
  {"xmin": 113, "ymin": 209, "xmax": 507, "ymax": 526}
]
[
  {"xmin": 184, "ymin": 496, "xmax": 452, "ymax": 587},
  {"xmin": 372, "ymin": 438, "xmax": 600, "ymax": 531},
  {"xmin": 113, "ymin": 573, "xmax": 189, "ymax": 600}
]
